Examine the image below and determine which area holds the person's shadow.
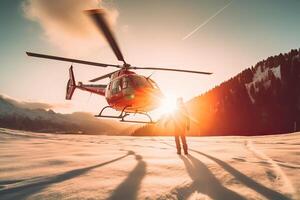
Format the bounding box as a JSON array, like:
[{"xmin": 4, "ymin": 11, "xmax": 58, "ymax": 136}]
[
  {"xmin": 157, "ymin": 139, "xmax": 292, "ymax": 200},
  {"xmin": 192, "ymin": 150, "xmax": 292, "ymax": 200},
  {"xmin": 108, "ymin": 154, "xmax": 147, "ymax": 200},
  {"xmin": 175, "ymin": 155, "xmax": 246, "ymax": 200}
]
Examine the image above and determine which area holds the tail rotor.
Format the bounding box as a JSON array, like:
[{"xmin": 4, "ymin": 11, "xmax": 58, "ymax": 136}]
[{"xmin": 66, "ymin": 65, "xmax": 76, "ymax": 100}]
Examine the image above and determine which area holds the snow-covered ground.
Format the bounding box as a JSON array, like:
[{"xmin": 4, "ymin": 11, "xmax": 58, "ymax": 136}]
[{"xmin": 0, "ymin": 128, "xmax": 299, "ymax": 200}]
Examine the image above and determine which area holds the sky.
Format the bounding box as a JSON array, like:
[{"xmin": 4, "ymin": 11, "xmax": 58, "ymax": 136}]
[{"xmin": 0, "ymin": 0, "xmax": 300, "ymax": 117}]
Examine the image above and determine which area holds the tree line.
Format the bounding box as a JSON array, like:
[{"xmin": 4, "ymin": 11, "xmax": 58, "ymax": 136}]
[{"xmin": 133, "ymin": 48, "xmax": 300, "ymax": 136}]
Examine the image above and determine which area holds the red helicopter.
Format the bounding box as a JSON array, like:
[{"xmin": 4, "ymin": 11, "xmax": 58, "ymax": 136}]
[{"xmin": 26, "ymin": 9, "xmax": 212, "ymax": 123}]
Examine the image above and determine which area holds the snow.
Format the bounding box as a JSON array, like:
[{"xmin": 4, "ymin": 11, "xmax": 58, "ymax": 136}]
[
  {"xmin": 271, "ymin": 65, "xmax": 281, "ymax": 80},
  {"xmin": 245, "ymin": 65, "xmax": 281, "ymax": 104},
  {"xmin": 0, "ymin": 128, "xmax": 299, "ymax": 200}
]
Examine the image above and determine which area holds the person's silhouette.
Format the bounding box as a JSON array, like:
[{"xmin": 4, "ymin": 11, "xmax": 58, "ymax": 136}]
[{"xmin": 165, "ymin": 97, "xmax": 190, "ymax": 155}]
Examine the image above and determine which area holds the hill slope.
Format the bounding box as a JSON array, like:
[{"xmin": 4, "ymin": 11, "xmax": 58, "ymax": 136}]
[{"xmin": 133, "ymin": 48, "xmax": 300, "ymax": 136}]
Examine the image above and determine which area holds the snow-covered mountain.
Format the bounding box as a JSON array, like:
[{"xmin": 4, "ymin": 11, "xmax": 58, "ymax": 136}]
[
  {"xmin": 133, "ymin": 48, "xmax": 300, "ymax": 136},
  {"xmin": 245, "ymin": 64, "xmax": 281, "ymax": 104},
  {"xmin": 0, "ymin": 95, "xmax": 129, "ymax": 134}
]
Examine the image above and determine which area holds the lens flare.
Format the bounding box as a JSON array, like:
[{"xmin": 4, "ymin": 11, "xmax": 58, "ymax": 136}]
[{"xmin": 159, "ymin": 94, "xmax": 177, "ymax": 114}]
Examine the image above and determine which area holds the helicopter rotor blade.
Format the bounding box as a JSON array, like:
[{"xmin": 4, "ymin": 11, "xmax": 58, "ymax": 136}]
[
  {"xmin": 89, "ymin": 70, "xmax": 120, "ymax": 82},
  {"xmin": 129, "ymin": 66, "xmax": 212, "ymax": 75},
  {"xmin": 86, "ymin": 9, "xmax": 126, "ymax": 64},
  {"xmin": 26, "ymin": 52, "xmax": 122, "ymax": 68}
]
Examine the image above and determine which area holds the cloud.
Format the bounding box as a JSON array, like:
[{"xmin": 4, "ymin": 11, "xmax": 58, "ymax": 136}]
[
  {"xmin": 0, "ymin": 94, "xmax": 71, "ymax": 110},
  {"xmin": 22, "ymin": 0, "xmax": 119, "ymax": 55}
]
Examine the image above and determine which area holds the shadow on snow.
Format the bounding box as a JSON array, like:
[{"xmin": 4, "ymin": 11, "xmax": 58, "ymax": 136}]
[{"xmin": 0, "ymin": 151, "xmax": 133, "ymax": 200}]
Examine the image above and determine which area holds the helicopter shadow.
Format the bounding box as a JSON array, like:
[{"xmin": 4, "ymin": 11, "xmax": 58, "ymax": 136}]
[{"xmin": 107, "ymin": 153, "xmax": 147, "ymax": 200}]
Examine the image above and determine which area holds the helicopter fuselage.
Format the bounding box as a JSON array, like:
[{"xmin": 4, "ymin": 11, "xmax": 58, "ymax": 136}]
[
  {"xmin": 71, "ymin": 68, "xmax": 163, "ymax": 113},
  {"xmin": 105, "ymin": 70, "xmax": 163, "ymax": 113}
]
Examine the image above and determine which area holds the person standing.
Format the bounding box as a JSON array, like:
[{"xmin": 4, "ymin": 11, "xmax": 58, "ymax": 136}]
[{"xmin": 165, "ymin": 97, "xmax": 190, "ymax": 155}]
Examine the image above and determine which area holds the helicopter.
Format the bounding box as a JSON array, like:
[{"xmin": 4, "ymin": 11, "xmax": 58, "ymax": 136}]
[{"xmin": 26, "ymin": 9, "xmax": 212, "ymax": 123}]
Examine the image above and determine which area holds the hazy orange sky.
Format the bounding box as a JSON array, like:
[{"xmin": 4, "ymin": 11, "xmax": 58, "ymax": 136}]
[{"xmin": 1, "ymin": 0, "xmax": 300, "ymax": 117}]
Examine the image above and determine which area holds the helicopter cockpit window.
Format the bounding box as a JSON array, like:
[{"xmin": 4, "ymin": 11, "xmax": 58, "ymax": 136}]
[
  {"xmin": 122, "ymin": 77, "xmax": 130, "ymax": 89},
  {"xmin": 111, "ymin": 79, "xmax": 121, "ymax": 94},
  {"xmin": 133, "ymin": 76, "xmax": 150, "ymax": 88}
]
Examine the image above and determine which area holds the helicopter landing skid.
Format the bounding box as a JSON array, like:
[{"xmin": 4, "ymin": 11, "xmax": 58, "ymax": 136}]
[
  {"xmin": 94, "ymin": 106, "xmax": 156, "ymax": 124},
  {"xmin": 120, "ymin": 112, "xmax": 155, "ymax": 124},
  {"xmin": 95, "ymin": 105, "xmax": 129, "ymax": 119}
]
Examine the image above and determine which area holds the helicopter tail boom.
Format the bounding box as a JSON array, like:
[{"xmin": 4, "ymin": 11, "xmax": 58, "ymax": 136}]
[
  {"xmin": 77, "ymin": 83, "xmax": 106, "ymax": 96},
  {"xmin": 66, "ymin": 66, "xmax": 107, "ymax": 100}
]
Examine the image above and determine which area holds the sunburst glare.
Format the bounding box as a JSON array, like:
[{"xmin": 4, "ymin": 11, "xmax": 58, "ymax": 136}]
[{"xmin": 158, "ymin": 94, "xmax": 177, "ymax": 115}]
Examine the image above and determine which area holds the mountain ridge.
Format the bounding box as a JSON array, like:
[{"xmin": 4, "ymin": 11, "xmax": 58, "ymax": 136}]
[{"xmin": 0, "ymin": 95, "xmax": 131, "ymax": 135}]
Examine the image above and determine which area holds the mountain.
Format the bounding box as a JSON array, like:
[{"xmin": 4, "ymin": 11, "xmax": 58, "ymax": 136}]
[
  {"xmin": 133, "ymin": 48, "xmax": 300, "ymax": 136},
  {"xmin": 0, "ymin": 95, "xmax": 131, "ymax": 135}
]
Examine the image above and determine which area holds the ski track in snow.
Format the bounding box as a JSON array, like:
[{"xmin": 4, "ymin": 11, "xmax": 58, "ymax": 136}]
[{"xmin": 246, "ymin": 140, "xmax": 295, "ymax": 195}]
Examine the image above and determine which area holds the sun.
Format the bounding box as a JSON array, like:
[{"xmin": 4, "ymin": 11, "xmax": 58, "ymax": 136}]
[{"xmin": 158, "ymin": 94, "xmax": 177, "ymax": 115}]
